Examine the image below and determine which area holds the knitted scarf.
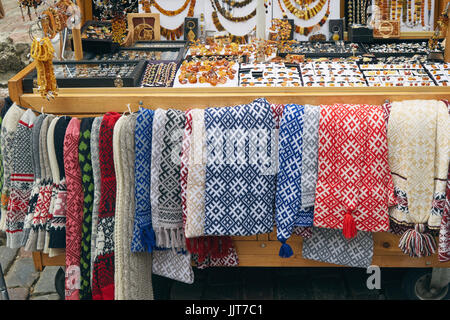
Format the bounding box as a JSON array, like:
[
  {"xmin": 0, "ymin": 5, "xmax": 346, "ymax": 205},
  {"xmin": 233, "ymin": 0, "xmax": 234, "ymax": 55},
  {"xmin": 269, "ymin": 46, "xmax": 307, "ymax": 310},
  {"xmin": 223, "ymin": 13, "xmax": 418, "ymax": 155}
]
[
  {"xmin": 89, "ymin": 116, "xmax": 103, "ymax": 288},
  {"xmin": 131, "ymin": 107, "xmax": 155, "ymax": 253},
  {"xmin": 115, "ymin": 114, "xmax": 154, "ymax": 300},
  {"xmin": 181, "ymin": 108, "xmax": 235, "ymax": 264},
  {"xmin": 302, "ymin": 227, "xmax": 374, "ymax": 268},
  {"xmin": 78, "ymin": 117, "xmax": 95, "ymax": 300},
  {"xmin": 388, "ymin": 100, "xmax": 450, "ymax": 257},
  {"xmin": 0, "ymin": 99, "xmax": 12, "ymax": 220},
  {"xmin": 313, "ymin": 104, "xmax": 395, "ymax": 238},
  {"xmin": 25, "ymin": 114, "xmax": 55, "ymax": 252},
  {"xmin": 92, "ymin": 112, "xmax": 121, "ymax": 300},
  {"xmin": 64, "ymin": 117, "xmax": 83, "ymax": 300},
  {"xmin": 22, "ymin": 114, "xmax": 45, "ymax": 247},
  {"xmin": 204, "ymin": 98, "xmax": 277, "ymax": 236},
  {"xmin": 48, "ymin": 116, "xmax": 71, "ymax": 250},
  {"xmin": 151, "ymin": 108, "xmax": 186, "ymax": 250},
  {"xmin": 44, "ymin": 116, "xmax": 60, "ymax": 254},
  {"xmin": 152, "ymin": 249, "xmax": 194, "ymax": 284},
  {"xmin": 275, "ymin": 104, "xmax": 314, "ymax": 257},
  {"xmin": 0, "ymin": 104, "xmax": 25, "ymax": 231},
  {"xmin": 6, "ymin": 109, "xmax": 36, "ymax": 248}
]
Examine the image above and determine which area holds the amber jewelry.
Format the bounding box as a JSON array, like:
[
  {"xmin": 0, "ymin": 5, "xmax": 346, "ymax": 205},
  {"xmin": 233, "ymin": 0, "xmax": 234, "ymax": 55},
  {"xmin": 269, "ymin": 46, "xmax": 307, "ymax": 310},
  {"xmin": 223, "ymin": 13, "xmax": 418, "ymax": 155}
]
[
  {"xmin": 270, "ymin": 19, "xmax": 291, "ymax": 41},
  {"xmin": 211, "ymin": 0, "xmax": 256, "ymax": 22},
  {"xmin": 212, "ymin": 10, "xmax": 226, "ymax": 31},
  {"xmin": 420, "ymin": 0, "xmax": 425, "ymax": 27},
  {"xmin": 211, "ymin": 11, "xmax": 251, "ymax": 43},
  {"xmin": 222, "ymin": 0, "xmax": 253, "ymax": 8},
  {"xmin": 140, "ymin": 0, "xmax": 151, "ymax": 13},
  {"xmin": 277, "ymin": 0, "xmax": 288, "ymax": 19},
  {"xmin": 152, "ymin": 0, "xmax": 196, "ymax": 40},
  {"xmin": 295, "ymin": 0, "xmax": 330, "ymax": 36},
  {"xmin": 18, "ymin": 0, "xmax": 42, "ymax": 21},
  {"xmin": 30, "ymin": 37, "xmax": 57, "ymax": 99},
  {"xmin": 111, "ymin": 12, "xmax": 127, "ymax": 44},
  {"xmin": 151, "ymin": 0, "xmax": 191, "ymax": 16},
  {"xmin": 281, "ymin": 0, "xmax": 327, "ymax": 20}
]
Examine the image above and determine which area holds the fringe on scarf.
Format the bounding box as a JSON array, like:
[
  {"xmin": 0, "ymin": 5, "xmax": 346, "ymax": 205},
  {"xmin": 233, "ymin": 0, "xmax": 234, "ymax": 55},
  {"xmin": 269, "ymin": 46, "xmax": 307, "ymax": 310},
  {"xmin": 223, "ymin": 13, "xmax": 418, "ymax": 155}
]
[
  {"xmin": 399, "ymin": 223, "xmax": 437, "ymax": 258},
  {"xmin": 156, "ymin": 227, "xmax": 185, "ymax": 252},
  {"xmin": 185, "ymin": 236, "xmax": 234, "ymax": 263}
]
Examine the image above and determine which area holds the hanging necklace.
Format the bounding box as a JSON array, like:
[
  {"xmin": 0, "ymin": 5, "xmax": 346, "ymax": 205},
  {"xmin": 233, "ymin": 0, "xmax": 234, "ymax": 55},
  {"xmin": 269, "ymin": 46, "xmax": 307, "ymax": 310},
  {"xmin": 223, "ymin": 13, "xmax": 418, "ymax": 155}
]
[
  {"xmin": 150, "ymin": 0, "xmax": 191, "ymax": 16},
  {"xmin": 211, "ymin": 0, "xmax": 256, "ymax": 22},
  {"xmin": 222, "ymin": 0, "xmax": 253, "ymax": 8},
  {"xmin": 280, "ymin": 0, "xmax": 327, "ymax": 20}
]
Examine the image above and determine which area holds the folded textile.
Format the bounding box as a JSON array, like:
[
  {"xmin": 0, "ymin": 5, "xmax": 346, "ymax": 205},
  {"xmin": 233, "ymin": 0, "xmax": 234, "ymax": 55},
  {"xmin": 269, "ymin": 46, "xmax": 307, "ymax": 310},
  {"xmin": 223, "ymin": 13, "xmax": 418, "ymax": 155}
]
[
  {"xmin": 115, "ymin": 113, "xmax": 153, "ymax": 300},
  {"xmin": 6, "ymin": 109, "xmax": 36, "ymax": 248},
  {"xmin": 78, "ymin": 117, "xmax": 95, "ymax": 300},
  {"xmin": 92, "ymin": 112, "xmax": 121, "ymax": 300},
  {"xmin": 151, "ymin": 109, "xmax": 186, "ymax": 250},
  {"xmin": 89, "ymin": 116, "xmax": 103, "ymax": 287},
  {"xmin": 313, "ymin": 104, "xmax": 395, "ymax": 239},
  {"xmin": 193, "ymin": 246, "xmax": 239, "ymax": 269},
  {"xmin": 64, "ymin": 117, "xmax": 83, "ymax": 300},
  {"xmin": 275, "ymin": 104, "xmax": 314, "ymax": 257},
  {"xmin": 152, "ymin": 249, "xmax": 194, "ymax": 284},
  {"xmin": 132, "ymin": 107, "xmax": 155, "ymax": 253},
  {"xmin": 204, "ymin": 98, "xmax": 277, "ymax": 236},
  {"xmin": 388, "ymin": 100, "xmax": 450, "ymax": 257},
  {"xmin": 439, "ymin": 101, "xmax": 450, "ymax": 263},
  {"xmin": 0, "ymin": 104, "xmax": 25, "ymax": 231},
  {"xmin": 302, "ymin": 227, "xmax": 374, "ymax": 268}
]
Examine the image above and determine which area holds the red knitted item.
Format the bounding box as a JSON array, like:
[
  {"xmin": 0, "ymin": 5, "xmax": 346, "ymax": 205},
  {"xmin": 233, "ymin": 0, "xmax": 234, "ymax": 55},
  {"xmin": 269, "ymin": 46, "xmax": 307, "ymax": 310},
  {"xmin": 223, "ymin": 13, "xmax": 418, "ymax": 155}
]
[
  {"xmin": 313, "ymin": 104, "xmax": 394, "ymax": 236},
  {"xmin": 92, "ymin": 112, "xmax": 121, "ymax": 300},
  {"xmin": 64, "ymin": 118, "xmax": 83, "ymax": 300}
]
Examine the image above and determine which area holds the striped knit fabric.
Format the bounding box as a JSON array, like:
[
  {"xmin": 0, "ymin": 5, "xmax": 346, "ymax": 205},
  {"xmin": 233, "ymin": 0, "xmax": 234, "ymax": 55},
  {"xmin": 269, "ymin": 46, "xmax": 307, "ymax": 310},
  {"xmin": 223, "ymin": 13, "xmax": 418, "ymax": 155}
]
[
  {"xmin": 92, "ymin": 112, "xmax": 121, "ymax": 300},
  {"xmin": 6, "ymin": 109, "xmax": 36, "ymax": 248},
  {"xmin": 78, "ymin": 117, "xmax": 95, "ymax": 300},
  {"xmin": 64, "ymin": 117, "xmax": 83, "ymax": 300}
]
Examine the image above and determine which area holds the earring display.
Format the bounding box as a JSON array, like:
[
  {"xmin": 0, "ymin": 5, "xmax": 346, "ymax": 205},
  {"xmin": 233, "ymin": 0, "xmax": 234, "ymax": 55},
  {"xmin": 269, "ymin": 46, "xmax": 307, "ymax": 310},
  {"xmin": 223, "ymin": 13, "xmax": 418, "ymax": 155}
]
[
  {"xmin": 423, "ymin": 63, "xmax": 450, "ymax": 86},
  {"xmin": 239, "ymin": 62, "xmax": 302, "ymax": 87}
]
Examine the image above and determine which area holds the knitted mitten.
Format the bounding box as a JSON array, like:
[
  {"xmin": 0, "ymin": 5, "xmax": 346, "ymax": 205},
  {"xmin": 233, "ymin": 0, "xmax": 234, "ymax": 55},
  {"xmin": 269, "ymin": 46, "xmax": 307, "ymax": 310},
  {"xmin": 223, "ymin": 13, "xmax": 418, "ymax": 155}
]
[
  {"xmin": 78, "ymin": 117, "xmax": 95, "ymax": 300},
  {"xmin": 92, "ymin": 112, "xmax": 121, "ymax": 300},
  {"xmin": 6, "ymin": 109, "xmax": 36, "ymax": 248},
  {"xmin": 64, "ymin": 118, "xmax": 83, "ymax": 300},
  {"xmin": 0, "ymin": 99, "xmax": 13, "ymax": 217},
  {"xmin": 0, "ymin": 104, "xmax": 25, "ymax": 231}
]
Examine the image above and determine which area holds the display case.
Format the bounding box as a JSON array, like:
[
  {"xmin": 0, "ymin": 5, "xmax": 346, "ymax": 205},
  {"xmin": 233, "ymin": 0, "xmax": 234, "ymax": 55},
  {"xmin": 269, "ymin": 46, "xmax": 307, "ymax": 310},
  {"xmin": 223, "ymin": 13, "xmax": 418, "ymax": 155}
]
[{"xmin": 76, "ymin": 20, "xmax": 117, "ymax": 54}]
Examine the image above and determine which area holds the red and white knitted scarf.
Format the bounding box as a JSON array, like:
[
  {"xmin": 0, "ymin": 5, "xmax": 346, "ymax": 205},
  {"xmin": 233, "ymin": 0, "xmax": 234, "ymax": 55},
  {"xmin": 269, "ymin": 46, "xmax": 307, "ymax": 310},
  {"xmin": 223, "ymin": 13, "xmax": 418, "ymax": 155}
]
[{"xmin": 313, "ymin": 104, "xmax": 396, "ymax": 238}]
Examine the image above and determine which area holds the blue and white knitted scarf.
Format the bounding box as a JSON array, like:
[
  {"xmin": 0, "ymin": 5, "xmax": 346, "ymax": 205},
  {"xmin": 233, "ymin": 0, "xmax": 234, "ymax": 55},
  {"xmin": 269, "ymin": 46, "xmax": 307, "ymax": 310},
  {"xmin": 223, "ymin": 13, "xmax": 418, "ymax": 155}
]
[
  {"xmin": 275, "ymin": 104, "xmax": 314, "ymax": 258},
  {"xmin": 131, "ymin": 107, "xmax": 155, "ymax": 253},
  {"xmin": 204, "ymin": 98, "xmax": 276, "ymax": 236}
]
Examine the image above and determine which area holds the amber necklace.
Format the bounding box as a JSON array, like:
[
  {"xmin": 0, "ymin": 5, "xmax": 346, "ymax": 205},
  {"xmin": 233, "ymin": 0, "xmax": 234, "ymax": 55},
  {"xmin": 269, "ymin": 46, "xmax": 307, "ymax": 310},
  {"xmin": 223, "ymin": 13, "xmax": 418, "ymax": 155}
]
[
  {"xmin": 222, "ymin": 0, "xmax": 253, "ymax": 8},
  {"xmin": 150, "ymin": 0, "xmax": 191, "ymax": 16},
  {"xmin": 211, "ymin": 10, "xmax": 251, "ymax": 43},
  {"xmin": 211, "ymin": 0, "xmax": 256, "ymax": 22},
  {"xmin": 280, "ymin": 0, "xmax": 327, "ymax": 20}
]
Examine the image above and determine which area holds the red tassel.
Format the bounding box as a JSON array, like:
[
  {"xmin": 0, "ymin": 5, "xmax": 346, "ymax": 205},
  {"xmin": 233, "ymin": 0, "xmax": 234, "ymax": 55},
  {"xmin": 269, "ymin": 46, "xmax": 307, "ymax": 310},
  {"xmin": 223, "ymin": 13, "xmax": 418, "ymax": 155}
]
[{"xmin": 343, "ymin": 210, "xmax": 357, "ymax": 239}]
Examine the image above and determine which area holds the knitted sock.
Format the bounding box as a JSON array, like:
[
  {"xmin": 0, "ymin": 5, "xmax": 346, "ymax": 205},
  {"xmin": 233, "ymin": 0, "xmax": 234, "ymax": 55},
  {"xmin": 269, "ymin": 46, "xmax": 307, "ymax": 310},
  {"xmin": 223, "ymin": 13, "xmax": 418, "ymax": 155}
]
[
  {"xmin": 0, "ymin": 99, "xmax": 13, "ymax": 217},
  {"xmin": 48, "ymin": 116, "xmax": 71, "ymax": 249},
  {"xmin": 0, "ymin": 104, "xmax": 25, "ymax": 231},
  {"xmin": 78, "ymin": 117, "xmax": 95, "ymax": 300},
  {"xmin": 22, "ymin": 114, "xmax": 45, "ymax": 247},
  {"xmin": 92, "ymin": 112, "xmax": 121, "ymax": 300},
  {"xmin": 64, "ymin": 118, "xmax": 83, "ymax": 300},
  {"xmin": 6, "ymin": 109, "xmax": 36, "ymax": 248},
  {"xmin": 89, "ymin": 116, "xmax": 103, "ymax": 288}
]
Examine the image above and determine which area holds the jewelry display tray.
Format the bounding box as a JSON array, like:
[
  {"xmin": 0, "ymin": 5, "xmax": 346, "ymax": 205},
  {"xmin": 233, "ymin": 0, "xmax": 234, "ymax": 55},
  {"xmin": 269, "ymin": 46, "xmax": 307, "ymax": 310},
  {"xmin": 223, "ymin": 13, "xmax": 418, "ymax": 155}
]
[
  {"xmin": 277, "ymin": 41, "xmax": 368, "ymax": 58},
  {"xmin": 362, "ymin": 38, "xmax": 445, "ymax": 57},
  {"xmin": 22, "ymin": 60, "xmax": 146, "ymax": 93},
  {"xmin": 83, "ymin": 46, "xmax": 186, "ymax": 63},
  {"xmin": 72, "ymin": 20, "xmax": 118, "ymax": 54},
  {"xmin": 139, "ymin": 60, "xmax": 181, "ymax": 88}
]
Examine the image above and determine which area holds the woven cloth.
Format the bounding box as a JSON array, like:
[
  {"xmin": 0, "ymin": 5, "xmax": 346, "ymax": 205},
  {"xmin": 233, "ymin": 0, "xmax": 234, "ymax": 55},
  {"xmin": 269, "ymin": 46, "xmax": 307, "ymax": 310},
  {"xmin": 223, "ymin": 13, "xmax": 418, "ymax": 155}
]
[
  {"xmin": 313, "ymin": 104, "xmax": 395, "ymax": 237},
  {"xmin": 275, "ymin": 104, "xmax": 314, "ymax": 256},
  {"xmin": 89, "ymin": 116, "xmax": 103, "ymax": 287},
  {"xmin": 92, "ymin": 112, "xmax": 121, "ymax": 300},
  {"xmin": 48, "ymin": 116, "xmax": 71, "ymax": 250},
  {"xmin": 302, "ymin": 227, "xmax": 374, "ymax": 268},
  {"xmin": 131, "ymin": 107, "xmax": 155, "ymax": 253},
  {"xmin": 151, "ymin": 109, "xmax": 186, "ymax": 250},
  {"xmin": 22, "ymin": 114, "xmax": 45, "ymax": 246},
  {"xmin": 152, "ymin": 249, "xmax": 194, "ymax": 284},
  {"xmin": 78, "ymin": 117, "xmax": 95, "ymax": 300},
  {"xmin": 0, "ymin": 104, "xmax": 25, "ymax": 231},
  {"xmin": 25, "ymin": 114, "xmax": 55, "ymax": 251},
  {"xmin": 204, "ymin": 98, "xmax": 277, "ymax": 236},
  {"xmin": 388, "ymin": 100, "xmax": 450, "ymax": 257},
  {"xmin": 6, "ymin": 109, "xmax": 36, "ymax": 248},
  {"xmin": 115, "ymin": 114, "xmax": 154, "ymax": 300},
  {"xmin": 64, "ymin": 117, "xmax": 83, "ymax": 300},
  {"xmin": 439, "ymin": 101, "xmax": 450, "ymax": 263}
]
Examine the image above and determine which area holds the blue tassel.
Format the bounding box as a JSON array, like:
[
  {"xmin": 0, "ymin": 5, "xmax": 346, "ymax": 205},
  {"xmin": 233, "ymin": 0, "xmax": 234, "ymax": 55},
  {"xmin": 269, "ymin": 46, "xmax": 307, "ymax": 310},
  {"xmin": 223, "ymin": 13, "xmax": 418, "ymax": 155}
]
[
  {"xmin": 278, "ymin": 240, "xmax": 293, "ymax": 258},
  {"xmin": 140, "ymin": 226, "xmax": 156, "ymax": 253}
]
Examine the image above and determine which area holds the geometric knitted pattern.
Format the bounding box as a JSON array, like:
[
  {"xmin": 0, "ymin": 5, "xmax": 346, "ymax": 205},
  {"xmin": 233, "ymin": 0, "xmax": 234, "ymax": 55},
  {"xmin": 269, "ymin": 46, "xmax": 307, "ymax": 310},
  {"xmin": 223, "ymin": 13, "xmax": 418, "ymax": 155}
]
[
  {"xmin": 439, "ymin": 162, "xmax": 450, "ymax": 262},
  {"xmin": 92, "ymin": 112, "xmax": 121, "ymax": 300},
  {"xmin": 313, "ymin": 104, "xmax": 394, "ymax": 234},
  {"xmin": 152, "ymin": 249, "xmax": 194, "ymax": 284},
  {"xmin": 180, "ymin": 109, "xmax": 192, "ymax": 229},
  {"xmin": 302, "ymin": 226, "xmax": 374, "ymax": 268},
  {"xmin": 193, "ymin": 246, "xmax": 239, "ymax": 269},
  {"xmin": 276, "ymin": 104, "xmax": 314, "ymax": 248},
  {"xmin": 64, "ymin": 117, "xmax": 83, "ymax": 300},
  {"xmin": 132, "ymin": 107, "xmax": 155, "ymax": 253},
  {"xmin": 6, "ymin": 109, "xmax": 36, "ymax": 248},
  {"xmin": 78, "ymin": 117, "xmax": 95, "ymax": 300},
  {"xmin": 204, "ymin": 98, "xmax": 276, "ymax": 236}
]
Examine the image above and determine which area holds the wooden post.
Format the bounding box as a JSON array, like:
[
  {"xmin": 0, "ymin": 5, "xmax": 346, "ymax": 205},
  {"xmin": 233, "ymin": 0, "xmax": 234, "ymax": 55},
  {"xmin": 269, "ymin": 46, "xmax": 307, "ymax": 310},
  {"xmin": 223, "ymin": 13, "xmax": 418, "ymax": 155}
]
[{"xmin": 72, "ymin": 27, "xmax": 83, "ymax": 60}]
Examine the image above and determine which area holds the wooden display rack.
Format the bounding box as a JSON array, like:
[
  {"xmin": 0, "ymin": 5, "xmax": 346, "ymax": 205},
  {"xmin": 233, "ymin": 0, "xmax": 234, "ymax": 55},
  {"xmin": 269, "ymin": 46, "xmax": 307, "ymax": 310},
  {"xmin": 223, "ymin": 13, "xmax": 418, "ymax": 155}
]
[{"xmin": 7, "ymin": 0, "xmax": 450, "ymax": 274}]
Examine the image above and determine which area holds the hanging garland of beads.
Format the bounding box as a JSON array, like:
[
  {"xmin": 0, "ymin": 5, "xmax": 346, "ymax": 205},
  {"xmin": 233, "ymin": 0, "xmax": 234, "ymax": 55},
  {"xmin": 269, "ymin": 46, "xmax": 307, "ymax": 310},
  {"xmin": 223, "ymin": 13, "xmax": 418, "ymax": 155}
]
[
  {"xmin": 30, "ymin": 37, "xmax": 57, "ymax": 99},
  {"xmin": 150, "ymin": 0, "xmax": 191, "ymax": 16},
  {"xmin": 211, "ymin": 0, "xmax": 256, "ymax": 23},
  {"xmin": 211, "ymin": 10, "xmax": 251, "ymax": 43},
  {"xmin": 281, "ymin": 0, "xmax": 327, "ymax": 20},
  {"xmin": 222, "ymin": 0, "xmax": 253, "ymax": 8}
]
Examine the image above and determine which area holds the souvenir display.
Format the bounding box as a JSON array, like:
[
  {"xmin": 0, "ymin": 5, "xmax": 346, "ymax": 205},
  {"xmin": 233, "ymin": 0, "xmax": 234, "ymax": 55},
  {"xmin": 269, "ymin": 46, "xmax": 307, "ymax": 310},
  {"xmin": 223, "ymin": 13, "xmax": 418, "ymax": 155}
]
[
  {"xmin": 239, "ymin": 62, "xmax": 301, "ymax": 87},
  {"xmin": 93, "ymin": 49, "xmax": 181, "ymax": 62},
  {"xmin": 82, "ymin": 23, "xmax": 112, "ymax": 41},
  {"xmin": 359, "ymin": 62, "xmax": 435, "ymax": 87},
  {"xmin": 174, "ymin": 58, "xmax": 238, "ymax": 87},
  {"xmin": 365, "ymin": 40, "xmax": 444, "ymax": 54},
  {"xmin": 280, "ymin": 41, "xmax": 363, "ymax": 56},
  {"xmin": 140, "ymin": 61, "xmax": 178, "ymax": 87},
  {"xmin": 423, "ymin": 63, "xmax": 450, "ymax": 86}
]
